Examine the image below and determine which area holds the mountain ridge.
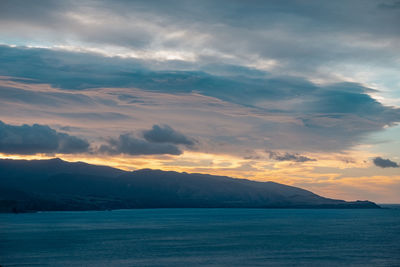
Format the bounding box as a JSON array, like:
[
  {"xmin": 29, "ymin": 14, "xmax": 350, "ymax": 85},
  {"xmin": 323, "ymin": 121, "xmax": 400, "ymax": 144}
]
[{"xmin": 0, "ymin": 158, "xmax": 380, "ymax": 212}]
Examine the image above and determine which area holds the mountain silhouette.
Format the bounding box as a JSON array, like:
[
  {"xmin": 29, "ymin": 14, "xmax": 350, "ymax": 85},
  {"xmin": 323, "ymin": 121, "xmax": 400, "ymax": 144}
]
[{"xmin": 0, "ymin": 158, "xmax": 379, "ymax": 212}]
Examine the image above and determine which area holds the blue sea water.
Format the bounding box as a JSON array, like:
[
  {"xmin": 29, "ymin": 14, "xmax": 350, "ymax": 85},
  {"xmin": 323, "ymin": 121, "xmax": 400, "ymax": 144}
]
[{"xmin": 1, "ymin": 207, "xmax": 400, "ymax": 266}]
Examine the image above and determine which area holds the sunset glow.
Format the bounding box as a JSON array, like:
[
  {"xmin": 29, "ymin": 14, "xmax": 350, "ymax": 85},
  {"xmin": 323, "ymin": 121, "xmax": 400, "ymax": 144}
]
[{"xmin": 1, "ymin": 0, "xmax": 399, "ymax": 203}]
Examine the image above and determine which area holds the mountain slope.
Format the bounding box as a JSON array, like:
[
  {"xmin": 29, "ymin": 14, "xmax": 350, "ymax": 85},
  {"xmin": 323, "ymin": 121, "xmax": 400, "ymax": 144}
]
[{"xmin": 0, "ymin": 158, "xmax": 379, "ymax": 212}]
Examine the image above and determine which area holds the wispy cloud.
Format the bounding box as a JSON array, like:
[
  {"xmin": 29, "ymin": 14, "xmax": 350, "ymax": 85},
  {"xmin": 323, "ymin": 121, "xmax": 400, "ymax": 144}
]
[{"xmin": 268, "ymin": 151, "xmax": 316, "ymax": 162}]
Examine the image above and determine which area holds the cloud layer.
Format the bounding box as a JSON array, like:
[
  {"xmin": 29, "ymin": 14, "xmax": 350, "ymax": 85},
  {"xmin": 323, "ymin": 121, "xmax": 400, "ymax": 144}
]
[
  {"xmin": 0, "ymin": 46, "xmax": 398, "ymax": 152},
  {"xmin": 0, "ymin": 0, "xmax": 399, "ymax": 202},
  {"xmin": 1, "ymin": 0, "xmax": 399, "ymax": 77}
]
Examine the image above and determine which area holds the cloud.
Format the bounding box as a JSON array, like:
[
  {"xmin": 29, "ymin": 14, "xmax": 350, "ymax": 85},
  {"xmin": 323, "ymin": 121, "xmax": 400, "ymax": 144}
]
[
  {"xmin": 0, "ymin": 120, "xmax": 89, "ymax": 154},
  {"xmin": 143, "ymin": 124, "xmax": 194, "ymax": 146},
  {"xmin": 1, "ymin": 0, "xmax": 399, "ymax": 80},
  {"xmin": 99, "ymin": 124, "xmax": 195, "ymax": 156},
  {"xmin": 379, "ymin": 0, "xmax": 400, "ymax": 9},
  {"xmin": 268, "ymin": 151, "xmax": 316, "ymax": 162},
  {"xmin": 373, "ymin": 157, "xmax": 399, "ymax": 168},
  {"xmin": 0, "ymin": 46, "xmax": 399, "ymax": 152},
  {"xmin": 54, "ymin": 112, "xmax": 130, "ymax": 121},
  {"xmin": 0, "ymin": 84, "xmax": 95, "ymax": 107},
  {"xmin": 0, "ymin": 0, "xmax": 399, "ymax": 203},
  {"xmin": 99, "ymin": 133, "xmax": 182, "ymax": 156}
]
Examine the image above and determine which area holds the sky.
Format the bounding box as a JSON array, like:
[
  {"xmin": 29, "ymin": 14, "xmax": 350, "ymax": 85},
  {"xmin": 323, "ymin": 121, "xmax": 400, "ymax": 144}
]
[{"xmin": 0, "ymin": 0, "xmax": 399, "ymax": 203}]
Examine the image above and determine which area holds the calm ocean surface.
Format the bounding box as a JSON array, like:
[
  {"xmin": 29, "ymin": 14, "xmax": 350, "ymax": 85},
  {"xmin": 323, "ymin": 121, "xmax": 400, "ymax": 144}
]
[{"xmin": 1, "ymin": 207, "xmax": 400, "ymax": 266}]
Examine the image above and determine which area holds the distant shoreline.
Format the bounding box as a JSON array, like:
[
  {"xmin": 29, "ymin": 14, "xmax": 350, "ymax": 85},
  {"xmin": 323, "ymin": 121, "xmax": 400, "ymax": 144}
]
[{"xmin": 2, "ymin": 205, "xmax": 385, "ymax": 214}]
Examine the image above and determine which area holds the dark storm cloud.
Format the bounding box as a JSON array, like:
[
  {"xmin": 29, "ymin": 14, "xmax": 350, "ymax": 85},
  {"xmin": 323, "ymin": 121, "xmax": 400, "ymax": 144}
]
[
  {"xmin": 143, "ymin": 124, "xmax": 194, "ymax": 146},
  {"xmin": 373, "ymin": 157, "xmax": 399, "ymax": 168},
  {"xmin": 268, "ymin": 151, "xmax": 316, "ymax": 162},
  {"xmin": 0, "ymin": 121, "xmax": 89, "ymax": 154},
  {"xmin": 99, "ymin": 133, "xmax": 182, "ymax": 156}
]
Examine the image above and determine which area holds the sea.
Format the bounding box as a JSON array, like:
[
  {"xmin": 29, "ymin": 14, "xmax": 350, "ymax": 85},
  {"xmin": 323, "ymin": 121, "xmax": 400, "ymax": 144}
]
[{"xmin": 1, "ymin": 206, "xmax": 400, "ymax": 266}]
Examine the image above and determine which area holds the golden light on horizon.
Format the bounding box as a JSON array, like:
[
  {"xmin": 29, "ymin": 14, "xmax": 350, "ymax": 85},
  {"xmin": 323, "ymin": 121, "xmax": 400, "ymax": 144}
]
[{"xmin": 2, "ymin": 147, "xmax": 399, "ymax": 203}]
